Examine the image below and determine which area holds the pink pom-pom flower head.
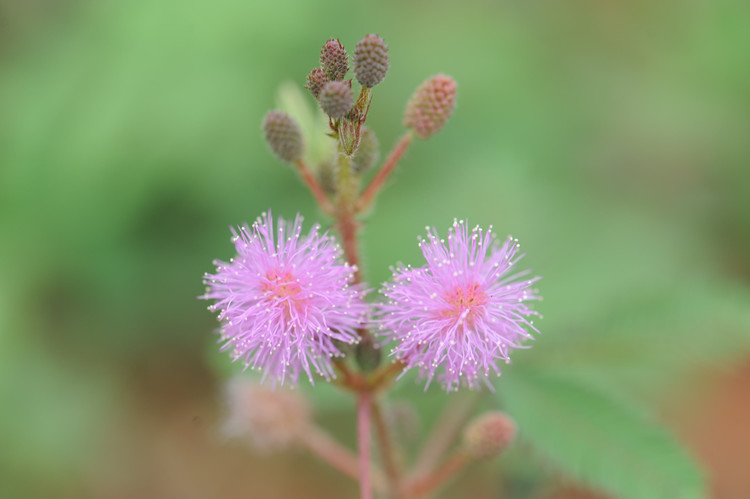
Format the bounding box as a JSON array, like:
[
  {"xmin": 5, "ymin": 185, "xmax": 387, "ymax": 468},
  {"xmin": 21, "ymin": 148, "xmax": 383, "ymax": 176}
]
[
  {"xmin": 378, "ymin": 220, "xmax": 541, "ymax": 391},
  {"xmin": 201, "ymin": 212, "xmax": 368, "ymax": 386}
]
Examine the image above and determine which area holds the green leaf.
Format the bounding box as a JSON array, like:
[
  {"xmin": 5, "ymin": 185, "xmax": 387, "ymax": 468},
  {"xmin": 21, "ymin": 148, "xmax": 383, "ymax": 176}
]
[
  {"xmin": 518, "ymin": 278, "xmax": 750, "ymax": 397},
  {"xmin": 499, "ymin": 370, "xmax": 706, "ymax": 499}
]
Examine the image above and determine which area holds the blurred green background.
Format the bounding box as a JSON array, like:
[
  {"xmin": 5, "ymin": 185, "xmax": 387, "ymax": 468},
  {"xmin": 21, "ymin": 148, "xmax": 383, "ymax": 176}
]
[{"xmin": 1, "ymin": 0, "xmax": 749, "ymax": 498}]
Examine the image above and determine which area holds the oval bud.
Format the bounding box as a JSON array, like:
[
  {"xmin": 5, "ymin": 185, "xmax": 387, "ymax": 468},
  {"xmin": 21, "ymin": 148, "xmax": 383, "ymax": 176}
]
[
  {"xmin": 404, "ymin": 74, "xmax": 457, "ymax": 139},
  {"xmin": 352, "ymin": 127, "xmax": 380, "ymax": 174},
  {"xmin": 319, "ymin": 81, "xmax": 354, "ymax": 119},
  {"xmin": 354, "ymin": 34, "xmax": 389, "ymax": 88},
  {"xmin": 463, "ymin": 411, "xmax": 516, "ymax": 460},
  {"xmin": 262, "ymin": 110, "xmax": 304, "ymax": 162},
  {"xmin": 305, "ymin": 67, "xmax": 329, "ymax": 99},
  {"xmin": 320, "ymin": 38, "xmax": 349, "ymax": 81}
]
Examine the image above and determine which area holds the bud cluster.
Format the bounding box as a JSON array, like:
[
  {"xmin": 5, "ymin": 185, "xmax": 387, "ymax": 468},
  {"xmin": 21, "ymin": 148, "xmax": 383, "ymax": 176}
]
[
  {"xmin": 302, "ymin": 35, "xmax": 390, "ymax": 158},
  {"xmin": 261, "ymin": 35, "xmax": 460, "ymax": 214}
]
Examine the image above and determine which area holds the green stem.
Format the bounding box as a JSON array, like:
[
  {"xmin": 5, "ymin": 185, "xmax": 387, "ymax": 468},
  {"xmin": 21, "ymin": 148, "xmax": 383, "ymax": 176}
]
[{"xmin": 335, "ymin": 148, "xmax": 363, "ymax": 283}]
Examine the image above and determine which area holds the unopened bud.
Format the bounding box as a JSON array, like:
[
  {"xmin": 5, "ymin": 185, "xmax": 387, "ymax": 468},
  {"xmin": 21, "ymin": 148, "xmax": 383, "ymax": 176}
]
[
  {"xmin": 222, "ymin": 377, "xmax": 311, "ymax": 453},
  {"xmin": 263, "ymin": 110, "xmax": 304, "ymax": 162},
  {"xmin": 319, "ymin": 81, "xmax": 354, "ymax": 119},
  {"xmin": 354, "ymin": 34, "xmax": 389, "ymax": 88},
  {"xmin": 320, "ymin": 38, "xmax": 349, "ymax": 81},
  {"xmin": 352, "ymin": 127, "xmax": 380, "ymax": 174},
  {"xmin": 404, "ymin": 74, "xmax": 457, "ymax": 139},
  {"xmin": 463, "ymin": 411, "xmax": 516, "ymax": 460},
  {"xmin": 305, "ymin": 67, "xmax": 329, "ymax": 99}
]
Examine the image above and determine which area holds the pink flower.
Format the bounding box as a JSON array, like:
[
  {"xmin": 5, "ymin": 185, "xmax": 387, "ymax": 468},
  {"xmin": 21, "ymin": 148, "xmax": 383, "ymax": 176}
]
[
  {"xmin": 378, "ymin": 220, "xmax": 541, "ymax": 391},
  {"xmin": 202, "ymin": 212, "xmax": 367, "ymax": 386}
]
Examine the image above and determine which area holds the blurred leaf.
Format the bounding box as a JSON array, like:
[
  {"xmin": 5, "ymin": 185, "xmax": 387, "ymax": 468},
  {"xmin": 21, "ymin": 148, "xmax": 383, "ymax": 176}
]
[
  {"xmin": 499, "ymin": 370, "xmax": 706, "ymax": 499},
  {"xmin": 519, "ymin": 277, "xmax": 750, "ymax": 397},
  {"xmin": 276, "ymin": 81, "xmax": 332, "ymax": 167}
]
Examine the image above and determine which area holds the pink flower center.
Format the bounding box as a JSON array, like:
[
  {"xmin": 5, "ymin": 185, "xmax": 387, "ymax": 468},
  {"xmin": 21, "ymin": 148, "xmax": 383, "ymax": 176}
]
[
  {"xmin": 262, "ymin": 270, "xmax": 303, "ymax": 300},
  {"xmin": 441, "ymin": 283, "xmax": 488, "ymax": 327}
]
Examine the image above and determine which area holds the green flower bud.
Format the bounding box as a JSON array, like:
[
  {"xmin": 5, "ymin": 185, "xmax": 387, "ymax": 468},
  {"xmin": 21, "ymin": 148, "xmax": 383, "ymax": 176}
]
[
  {"xmin": 317, "ymin": 160, "xmax": 337, "ymax": 196},
  {"xmin": 354, "ymin": 34, "xmax": 389, "ymax": 88},
  {"xmin": 305, "ymin": 67, "xmax": 329, "ymax": 99},
  {"xmin": 352, "ymin": 127, "xmax": 380, "ymax": 174},
  {"xmin": 262, "ymin": 110, "xmax": 304, "ymax": 162},
  {"xmin": 319, "ymin": 81, "xmax": 354, "ymax": 119},
  {"xmin": 320, "ymin": 38, "xmax": 349, "ymax": 81}
]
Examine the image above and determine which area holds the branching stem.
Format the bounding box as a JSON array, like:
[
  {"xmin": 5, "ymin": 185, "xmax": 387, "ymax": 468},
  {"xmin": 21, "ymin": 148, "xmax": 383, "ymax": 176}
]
[
  {"xmin": 411, "ymin": 391, "xmax": 483, "ymax": 477},
  {"xmin": 299, "ymin": 425, "xmax": 386, "ymax": 493},
  {"xmin": 294, "ymin": 158, "xmax": 334, "ymax": 215},
  {"xmin": 358, "ymin": 131, "xmax": 414, "ymax": 213},
  {"xmin": 403, "ymin": 451, "xmax": 471, "ymax": 498}
]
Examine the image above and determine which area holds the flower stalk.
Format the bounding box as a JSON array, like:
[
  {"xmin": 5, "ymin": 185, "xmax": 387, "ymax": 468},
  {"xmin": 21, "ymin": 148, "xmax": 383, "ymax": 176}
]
[
  {"xmin": 358, "ymin": 392, "xmax": 373, "ymax": 499},
  {"xmin": 372, "ymin": 400, "xmax": 403, "ymax": 498}
]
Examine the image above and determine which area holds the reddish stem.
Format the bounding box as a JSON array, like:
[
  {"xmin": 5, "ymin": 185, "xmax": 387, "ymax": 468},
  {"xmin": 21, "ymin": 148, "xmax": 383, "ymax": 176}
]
[
  {"xmin": 336, "ymin": 209, "xmax": 362, "ymax": 284},
  {"xmin": 295, "ymin": 158, "xmax": 334, "ymax": 215},
  {"xmin": 372, "ymin": 400, "xmax": 402, "ymax": 497},
  {"xmin": 403, "ymin": 452, "xmax": 471, "ymax": 498},
  {"xmin": 358, "ymin": 132, "xmax": 414, "ymax": 213},
  {"xmin": 358, "ymin": 392, "xmax": 373, "ymax": 499},
  {"xmin": 411, "ymin": 391, "xmax": 482, "ymax": 477},
  {"xmin": 299, "ymin": 425, "xmax": 386, "ymax": 492}
]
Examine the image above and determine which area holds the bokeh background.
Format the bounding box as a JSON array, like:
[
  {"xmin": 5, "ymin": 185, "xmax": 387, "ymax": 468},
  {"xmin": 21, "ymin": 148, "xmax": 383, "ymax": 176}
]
[{"xmin": 1, "ymin": 0, "xmax": 749, "ymax": 498}]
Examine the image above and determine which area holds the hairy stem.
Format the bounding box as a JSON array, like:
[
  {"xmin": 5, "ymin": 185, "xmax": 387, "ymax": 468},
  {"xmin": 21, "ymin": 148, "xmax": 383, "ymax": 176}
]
[
  {"xmin": 358, "ymin": 392, "xmax": 373, "ymax": 499},
  {"xmin": 294, "ymin": 158, "xmax": 334, "ymax": 215},
  {"xmin": 335, "ymin": 150, "xmax": 363, "ymax": 284},
  {"xmin": 358, "ymin": 131, "xmax": 414, "ymax": 213},
  {"xmin": 372, "ymin": 400, "xmax": 402, "ymax": 497}
]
